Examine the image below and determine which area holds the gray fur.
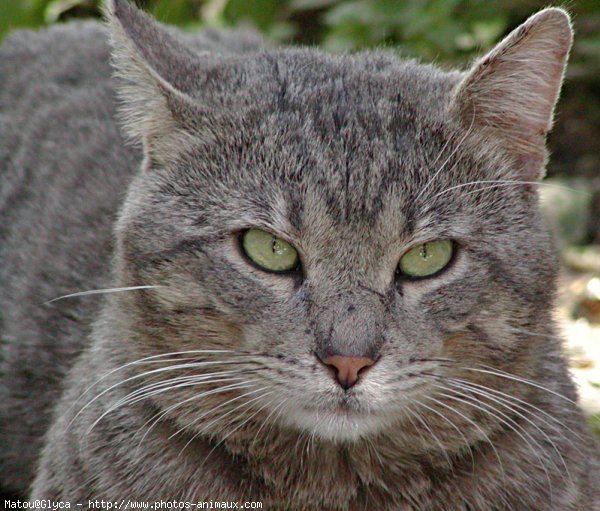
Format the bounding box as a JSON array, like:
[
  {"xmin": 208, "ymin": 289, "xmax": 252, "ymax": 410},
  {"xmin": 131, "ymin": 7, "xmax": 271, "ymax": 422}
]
[{"xmin": 0, "ymin": 1, "xmax": 598, "ymax": 509}]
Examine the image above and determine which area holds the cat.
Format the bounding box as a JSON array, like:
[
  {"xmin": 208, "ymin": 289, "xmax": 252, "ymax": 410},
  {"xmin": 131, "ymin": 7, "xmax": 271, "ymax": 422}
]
[{"xmin": 1, "ymin": 0, "xmax": 599, "ymax": 509}]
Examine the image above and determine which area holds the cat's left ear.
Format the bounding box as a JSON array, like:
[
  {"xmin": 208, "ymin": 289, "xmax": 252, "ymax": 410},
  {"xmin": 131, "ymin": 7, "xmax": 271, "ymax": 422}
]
[
  {"xmin": 104, "ymin": 0, "xmax": 210, "ymax": 160},
  {"xmin": 452, "ymin": 8, "xmax": 573, "ymax": 180}
]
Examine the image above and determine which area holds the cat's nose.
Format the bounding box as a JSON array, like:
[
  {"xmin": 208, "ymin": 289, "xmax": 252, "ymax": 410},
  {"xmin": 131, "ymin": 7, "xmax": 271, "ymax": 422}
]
[{"xmin": 321, "ymin": 355, "xmax": 375, "ymax": 389}]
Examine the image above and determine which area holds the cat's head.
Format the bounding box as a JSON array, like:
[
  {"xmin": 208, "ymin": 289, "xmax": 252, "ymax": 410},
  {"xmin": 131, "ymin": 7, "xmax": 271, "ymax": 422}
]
[{"xmin": 105, "ymin": 0, "xmax": 572, "ymax": 443}]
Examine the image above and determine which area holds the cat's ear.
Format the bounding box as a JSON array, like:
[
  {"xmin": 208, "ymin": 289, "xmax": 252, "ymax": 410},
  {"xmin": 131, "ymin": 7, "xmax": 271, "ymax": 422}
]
[
  {"xmin": 452, "ymin": 8, "xmax": 572, "ymax": 180},
  {"xmin": 104, "ymin": 0, "xmax": 206, "ymax": 158}
]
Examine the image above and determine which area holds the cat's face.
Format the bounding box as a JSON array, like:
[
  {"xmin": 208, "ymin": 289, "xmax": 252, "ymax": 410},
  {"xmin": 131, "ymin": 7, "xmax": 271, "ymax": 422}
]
[{"xmin": 108, "ymin": 1, "xmax": 571, "ymax": 442}]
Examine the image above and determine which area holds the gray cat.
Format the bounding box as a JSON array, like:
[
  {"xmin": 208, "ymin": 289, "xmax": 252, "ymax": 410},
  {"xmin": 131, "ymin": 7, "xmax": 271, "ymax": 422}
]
[{"xmin": 1, "ymin": 0, "xmax": 599, "ymax": 509}]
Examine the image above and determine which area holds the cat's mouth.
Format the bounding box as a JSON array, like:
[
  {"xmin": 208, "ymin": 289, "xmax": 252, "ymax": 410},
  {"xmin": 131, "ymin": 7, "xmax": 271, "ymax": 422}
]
[{"xmin": 277, "ymin": 392, "xmax": 390, "ymax": 442}]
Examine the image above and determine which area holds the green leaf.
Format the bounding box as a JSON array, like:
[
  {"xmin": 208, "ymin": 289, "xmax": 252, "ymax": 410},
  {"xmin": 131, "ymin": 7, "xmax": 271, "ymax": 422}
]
[
  {"xmin": 291, "ymin": 0, "xmax": 339, "ymax": 9},
  {"xmin": 588, "ymin": 413, "xmax": 600, "ymax": 440},
  {"xmin": 324, "ymin": 1, "xmax": 379, "ymax": 26},
  {"xmin": 151, "ymin": 0, "xmax": 198, "ymax": 25},
  {"xmin": 44, "ymin": 0, "xmax": 87, "ymax": 23},
  {"xmin": 224, "ymin": 0, "xmax": 286, "ymax": 30},
  {"xmin": 0, "ymin": 0, "xmax": 45, "ymax": 39}
]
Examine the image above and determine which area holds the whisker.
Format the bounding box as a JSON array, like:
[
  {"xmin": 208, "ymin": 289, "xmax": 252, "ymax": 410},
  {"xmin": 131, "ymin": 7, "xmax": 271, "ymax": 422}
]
[
  {"xmin": 403, "ymin": 406, "xmax": 430, "ymax": 446},
  {"xmin": 297, "ymin": 429, "xmax": 309, "ymax": 470},
  {"xmin": 438, "ymin": 381, "xmax": 572, "ymax": 481},
  {"xmin": 86, "ymin": 375, "xmax": 252, "ymax": 436},
  {"xmin": 432, "ymin": 179, "xmax": 589, "ymax": 200},
  {"xmin": 366, "ymin": 436, "xmax": 385, "ymax": 470},
  {"xmin": 457, "ymin": 366, "xmax": 579, "ymax": 406},
  {"xmin": 44, "ymin": 285, "xmax": 163, "ymax": 304},
  {"xmin": 177, "ymin": 388, "xmax": 273, "ymax": 458},
  {"xmin": 264, "ymin": 393, "xmax": 291, "ymax": 445},
  {"xmin": 108, "ymin": 371, "xmax": 257, "ymax": 412},
  {"xmin": 434, "ymin": 386, "xmax": 555, "ymax": 495},
  {"xmin": 67, "ymin": 349, "xmax": 239, "ymax": 414},
  {"xmin": 423, "ymin": 358, "xmax": 580, "ymax": 407},
  {"xmin": 196, "ymin": 390, "xmax": 277, "ymax": 466},
  {"xmin": 134, "ymin": 380, "xmax": 257, "ymax": 454},
  {"xmin": 70, "ymin": 358, "xmax": 262, "ymax": 428},
  {"xmin": 249, "ymin": 396, "xmax": 288, "ymax": 451},
  {"xmin": 506, "ymin": 326, "xmax": 559, "ymax": 340},
  {"xmin": 116, "ymin": 369, "xmax": 256, "ymax": 407},
  {"xmin": 445, "ymin": 376, "xmax": 586, "ymax": 446},
  {"xmin": 423, "ymin": 395, "xmax": 506, "ymax": 485},
  {"xmin": 186, "ymin": 386, "xmax": 273, "ymax": 440},
  {"xmin": 168, "ymin": 383, "xmax": 265, "ymax": 441},
  {"xmin": 412, "ymin": 398, "xmax": 475, "ymax": 474},
  {"xmin": 414, "ymin": 107, "xmax": 476, "ymax": 202},
  {"xmin": 404, "ymin": 404, "xmax": 453, "ymax": 467}
]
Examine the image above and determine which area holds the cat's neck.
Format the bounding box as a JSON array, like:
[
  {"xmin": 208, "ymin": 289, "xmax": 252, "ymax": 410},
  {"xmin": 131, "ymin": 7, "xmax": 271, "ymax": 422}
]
[
  {"xmin": 213, "ymin": 392, "xmax": 578, "ymax": 509},
  {"xmin": 171, "ymin": 413, "xmax": 455, "ymax": 509}
]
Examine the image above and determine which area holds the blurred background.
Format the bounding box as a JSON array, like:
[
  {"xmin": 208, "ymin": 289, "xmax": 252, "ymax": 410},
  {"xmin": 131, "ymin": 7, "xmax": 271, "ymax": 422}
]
[{"xmin": 1, "ymin": 0, "xmax": 599, "ymax": 435}]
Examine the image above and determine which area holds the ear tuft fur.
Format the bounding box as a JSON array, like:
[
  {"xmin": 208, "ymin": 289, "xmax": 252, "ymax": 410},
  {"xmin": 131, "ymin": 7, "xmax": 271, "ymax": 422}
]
[{"xmin": 452, "ymin": 7, "xmax": 573, "ymax": 180}]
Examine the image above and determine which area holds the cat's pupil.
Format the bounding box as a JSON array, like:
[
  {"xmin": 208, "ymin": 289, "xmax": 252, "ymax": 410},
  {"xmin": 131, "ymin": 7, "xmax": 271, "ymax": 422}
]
[{"xmin": 420, "ymin": 243, "xmax": 428, "ymax": 259}]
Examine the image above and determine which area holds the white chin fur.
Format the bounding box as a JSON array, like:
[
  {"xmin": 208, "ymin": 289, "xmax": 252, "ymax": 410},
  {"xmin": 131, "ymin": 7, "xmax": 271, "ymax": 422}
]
[{"xmin": 280, "ymin": 403, "xmax": 388, "ymax": 442}]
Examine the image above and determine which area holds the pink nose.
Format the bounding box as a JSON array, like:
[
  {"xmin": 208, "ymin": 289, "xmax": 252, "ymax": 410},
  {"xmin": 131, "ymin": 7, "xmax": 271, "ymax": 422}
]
[{"xmin": 322, "ymin": 355, "xmax": 375, "ymax": 389}]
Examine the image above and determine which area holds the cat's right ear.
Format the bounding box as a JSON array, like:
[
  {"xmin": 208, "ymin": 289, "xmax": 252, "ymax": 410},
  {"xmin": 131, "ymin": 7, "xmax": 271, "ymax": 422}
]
[{"xmin": 104, "ymin": 0, "xmax": 207, "ymax": 160}]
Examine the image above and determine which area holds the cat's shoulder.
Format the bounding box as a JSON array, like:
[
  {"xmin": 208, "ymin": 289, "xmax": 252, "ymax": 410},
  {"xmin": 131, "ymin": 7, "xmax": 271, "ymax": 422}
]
[
  {"xmin": 0, "ymin": 20, "xmax": 108, "ymax": 58},
  {"xmin": 0, "ymin": 21, "xmax": 112, "ymax": 95},
  {"xmin": 0, "ymin": 19, "xmax": 264, "ymax": 101}
]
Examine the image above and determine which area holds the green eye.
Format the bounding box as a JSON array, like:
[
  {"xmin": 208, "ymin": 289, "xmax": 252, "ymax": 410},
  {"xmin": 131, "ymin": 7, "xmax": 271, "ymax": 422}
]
[
  {"xmin": 398, "ymin": 240, "xmax": 454, "ymax": 278},
  {"xmin": 242, "ymin": 229, "xmax": 299, "ymax": 273}
]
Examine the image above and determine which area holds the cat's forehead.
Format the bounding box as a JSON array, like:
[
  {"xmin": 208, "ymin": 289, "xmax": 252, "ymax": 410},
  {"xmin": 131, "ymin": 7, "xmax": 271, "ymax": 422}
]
[
  {"xmin": 214, "ymin": 49, "xmax": 463, "ymax": 125},
  {"xmin": 188, "ymin": 50, "xmax": 466, "ymax": 222}
]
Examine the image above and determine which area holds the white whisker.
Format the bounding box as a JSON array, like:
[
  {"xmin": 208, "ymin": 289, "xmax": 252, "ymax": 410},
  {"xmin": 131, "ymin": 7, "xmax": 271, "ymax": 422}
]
[
  {"xmin": 196, "ymin": 390, "xmax": 277, "ymax": 466},
  {"xmin": 134, "ymin": 380, "xmax": 256, "ymax": 453},
  {"xmin": 86, "ymin": 376, "xmax": 250, "ymax": 436},
  {"xmin": 435, "ymin": 387, "xmax": 554, "ymax": 495},
  {"xmin": 444, "ymin": 379, "xmax": 573, "ymax": 481},
  {"xmin": 44, "ymin": 285, "xmax": 163, "ymax": 304},
  {"xmin": 424, "ymin": 395, "xmax": 506, "ymax": 485},
  {"xmin": 67, "ymin": 349, "xmax": 238, "ymax": 415},
  {"xmin": 70, "ymin": 358, "xmax": 259, "ymax": 428},
  {"xmin": 249, "ymin": 396, "xmax": 288, "ymax": 451},
  {"xmin": 446, "ymin": 376, "xmax": 586, "ymax": 446},
  {"xmin": 119, "ymin": 370, "xmax": 254, "ymax": 406},
  {"xmin": 168, "ymin": 383, "xmax": 264, "ymax": 441},
  {"xmin": 189, "ymin": 386, "xmax": 272, "ymax": 438},
  {"xmin": 433, "ymin": 179, "xmax": 589, "ymax": 200},
  {"xmin": 414, "ymin": 107, "xmax": 476, "ymax": 202},
  {"xmin": 413, "ymin": 398, "xmax": 475, "ymax": 473},
  {"xmin": 404, "ymin": 404, "xmax": 452, "ymax": 467},
  {"xmin": 177, "ymin": 388, "xmax": 273, "ymax": 458},
  {"xmin": 458, "ymin": 366, "xmax": 579, "ymax": 406}
]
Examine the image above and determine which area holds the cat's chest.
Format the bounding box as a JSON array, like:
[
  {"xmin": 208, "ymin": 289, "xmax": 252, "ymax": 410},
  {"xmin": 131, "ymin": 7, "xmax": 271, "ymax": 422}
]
[
  {"xmin": 214, "ymin": 436, "xmax": 542, "ymax": 511},
  {"xmin": 225, "ymin": 444, "xmax": 453, "ymax": 511}
]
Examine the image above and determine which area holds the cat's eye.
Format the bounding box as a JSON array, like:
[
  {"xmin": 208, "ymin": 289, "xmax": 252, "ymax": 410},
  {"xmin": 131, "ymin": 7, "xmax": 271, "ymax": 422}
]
[
  {"xmin": 397, "ymin": 240, "xmax": 454, "ymax": 278},
  {"xmin": 241, "ymin": 229, "xmax": 300, "ymax": 273}
]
